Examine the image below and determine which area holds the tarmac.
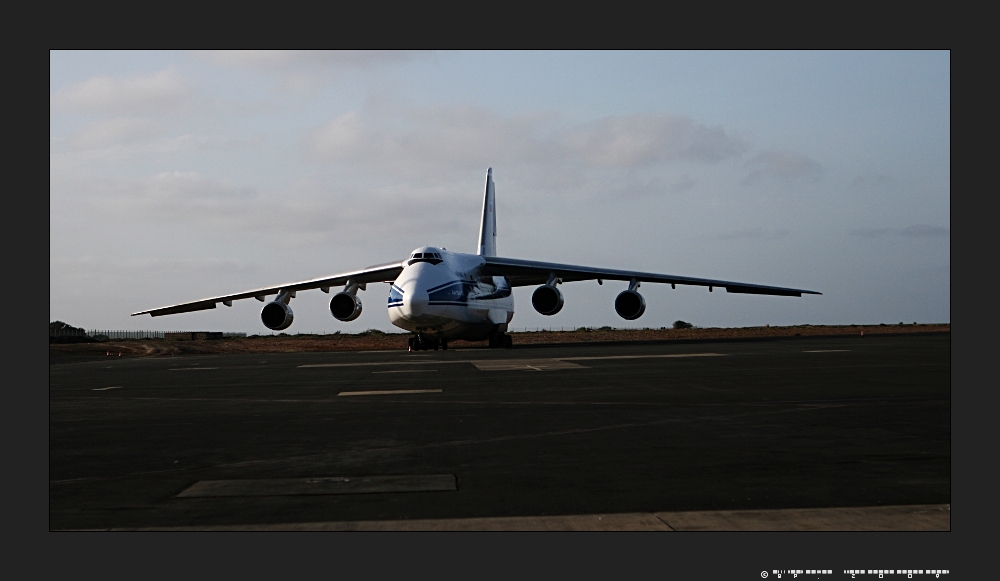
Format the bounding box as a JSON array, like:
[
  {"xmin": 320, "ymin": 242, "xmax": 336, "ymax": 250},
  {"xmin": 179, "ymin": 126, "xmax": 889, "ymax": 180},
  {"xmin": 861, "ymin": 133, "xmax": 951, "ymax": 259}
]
[{"xmin": 49, "ymin": 333, "xmax": 950, "ymax": 531}]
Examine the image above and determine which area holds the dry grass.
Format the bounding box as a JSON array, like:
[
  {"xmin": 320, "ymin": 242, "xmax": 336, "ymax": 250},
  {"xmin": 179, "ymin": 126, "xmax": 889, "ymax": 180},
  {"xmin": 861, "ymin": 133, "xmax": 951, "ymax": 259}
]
[{"xmin": 50, "ymin": 324, "xmax": 949, "ymax": 358}]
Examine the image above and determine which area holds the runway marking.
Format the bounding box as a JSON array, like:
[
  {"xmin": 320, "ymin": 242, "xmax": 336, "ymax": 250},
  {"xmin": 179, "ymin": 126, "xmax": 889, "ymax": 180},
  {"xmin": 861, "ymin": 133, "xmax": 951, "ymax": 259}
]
[
  {"xmin": 92, "ymin": 386, "xmax": 122, "ymax": 391},
  {"xmin": 471, "ymin": 359, "xmax": 587, "ymax": 371},
  {"xmin": 106, "ymin": 504, "xmax": 949, "ymax": 531},
  {"xmin": 371, "ymin": 369, "xmax": 438, "ymax": 374},
  {"xmin": 50, "ymin": 398, "xmax": 945, "ymax": 485},
  {"xmin": 300, "ymin": 353, "xmax": 725, "ymax": 370},
  {"xmin": 300, "ymin": 361, "xmax": 452, "ymax": 368},
  {"xmin": 803, "ymin": 349, "xmax": 851, "ymax": 353},
  {"xmin": 51, "ymin": 395, "xmax": 946, "ymax": 408},
  {"xmin": 176, "ymin": 474, "xmax": 457, "ymax": 498},
  {"xmin": 561, "ymin": 353, "xmax": 726, "ymax": 361},
  {"xmin": 168, "ymin": 367, "xmax": 219, "ymax": 371},
  {"xmin": 338, "ymin": 389, "xmax": 443, "ymax": 397},
  {"xmin": 653, "ymin": 504, "xmax": 950, "ymax": 531}
]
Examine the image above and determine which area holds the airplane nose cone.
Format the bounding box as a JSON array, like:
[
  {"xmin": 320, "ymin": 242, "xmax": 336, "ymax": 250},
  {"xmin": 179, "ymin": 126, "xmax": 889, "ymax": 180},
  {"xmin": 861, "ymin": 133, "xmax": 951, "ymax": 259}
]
[{"xmin": 400, "ymin": 282, "xmax": 428, "ymax": 321}]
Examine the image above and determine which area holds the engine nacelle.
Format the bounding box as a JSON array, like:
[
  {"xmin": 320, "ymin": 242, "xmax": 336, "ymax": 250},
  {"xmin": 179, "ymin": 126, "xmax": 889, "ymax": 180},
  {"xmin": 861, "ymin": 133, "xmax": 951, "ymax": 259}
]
[
  {"xmin": 330, "ymin": 292, "xmax": 363, "ymax": 321},
  {"xmin": 261, "ymin": 301, "xmax": 294, "ymax": 330},
  {"xmin": 615, "ymin": 290, "xmax": 646, "ymax": 320},
  {"xmin": 532, "ymin": 285, "xmax": 564, "ymax": 316}
]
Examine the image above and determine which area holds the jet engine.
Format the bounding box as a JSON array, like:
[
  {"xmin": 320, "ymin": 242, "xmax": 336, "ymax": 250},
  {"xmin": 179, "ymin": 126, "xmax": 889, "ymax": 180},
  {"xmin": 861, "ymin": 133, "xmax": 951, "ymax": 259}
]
[
  {"xmin": 330, "ymin": 292, "xmax": 363, "ymax": 321},
  {"xmin": 261, "ymin": 301, "xmax": 294, "ymax": 330},
  {"xmin": 614, "ymin": 290, "xmax": 646, "ymax": 320},
  {"xmin": 532, "ymin": 285, "xmax": 564, "ymax": 316}
]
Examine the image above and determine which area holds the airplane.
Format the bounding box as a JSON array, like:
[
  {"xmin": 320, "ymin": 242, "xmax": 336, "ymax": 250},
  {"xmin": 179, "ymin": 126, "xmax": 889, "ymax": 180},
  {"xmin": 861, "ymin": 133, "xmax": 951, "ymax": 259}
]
[{"xmin": 133, "ymin": 168, "xmax": 821, "ymax": 351}]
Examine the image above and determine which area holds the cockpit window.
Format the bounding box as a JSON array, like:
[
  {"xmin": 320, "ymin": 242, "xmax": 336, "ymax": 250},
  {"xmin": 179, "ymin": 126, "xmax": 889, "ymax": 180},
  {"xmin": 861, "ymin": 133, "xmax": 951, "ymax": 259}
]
[{"xmin": 407, "ymin": 251, "xmax": 443, "ymax": 266}]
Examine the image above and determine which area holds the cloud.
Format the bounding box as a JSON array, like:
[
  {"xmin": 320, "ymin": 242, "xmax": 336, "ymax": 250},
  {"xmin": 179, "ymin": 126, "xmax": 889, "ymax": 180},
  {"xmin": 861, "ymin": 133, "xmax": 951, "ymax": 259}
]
[
  {"xmin": 194, "ymin": 51, "xmax": 433, "ymax": 95},
  {"xmin": 55, "ymin": 170, "xmax": 479, "ymax": 249},
  {"xmin": 849, "ymin": 173, "xmax": 891, "ymax": 189},
  {"xmin": 52, "ymin": 255, "xmax": 255, "ymax": 277},
  {"xmin": 50, "ymin": 67, "xmax": 192, "ymax": 116},
  {"xmin": 50, "ymin": 131, "xmax": 262, "ymax": 177},
  {"xmin": 669, "ymin": 174, "xmax": 697, "ymax": 194},
  {"xmin": 850, "ymin": 224, "xmax": 949, "ymax": 238},
  {"xmin": 74, "ymin": 171, "xmax": 259, "ymax": 224},
  {"xmin": 65, "ymin": 117, "xmax": 167, "ymax": 149},
  {"xmin": 849, "ymin": 227, "xmax": 893, "ymax": 238},
  {"xmin": 305, "ymin": 108, "xmax": 747, "ymax": 183},
  {"xmin": 898, "ymin": 224, "xmax": 950, "ymax": 237},
  {"xmin": 305, "ymin": 108, "xmax": 557, "ymax": 179},
  {"xmin": 558, "ymin": 115, "xmax": 747, "ymax": 167},
  {"xmin": 741, "ymin": 151, "xmax": 824, "ymax": 186},
  {"xmin": 610, "ymin": 174, "xmax": 697, "ymax": 200},
  {"xmin": 718, "ymin": 228, "xmax": 790, "ymax": 241},
  {"xmin": 196, "ymin": 50, "xmax": 428, "ymax": 70}
]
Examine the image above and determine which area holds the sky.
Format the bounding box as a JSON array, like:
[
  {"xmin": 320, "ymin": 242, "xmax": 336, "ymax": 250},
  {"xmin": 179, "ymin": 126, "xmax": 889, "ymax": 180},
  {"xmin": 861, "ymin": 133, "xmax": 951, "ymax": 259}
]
[{"xmin": 50, "ymin": 51, "xmax": 950, "ymax": 334}]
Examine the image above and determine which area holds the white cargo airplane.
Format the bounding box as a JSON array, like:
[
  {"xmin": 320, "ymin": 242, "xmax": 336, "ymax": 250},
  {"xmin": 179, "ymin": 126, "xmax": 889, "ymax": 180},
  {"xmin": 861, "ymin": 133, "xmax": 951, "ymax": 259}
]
[{"xmin": 133, "ymin": 168, "xmax": 820, "ymax": 350}]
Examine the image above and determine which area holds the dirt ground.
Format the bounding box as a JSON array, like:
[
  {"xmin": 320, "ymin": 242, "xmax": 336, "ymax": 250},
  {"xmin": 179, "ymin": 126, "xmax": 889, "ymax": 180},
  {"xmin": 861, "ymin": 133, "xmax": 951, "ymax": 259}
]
[{"xmin": 50, "ymin": 324, "xmax": 950, "ymax": 358}]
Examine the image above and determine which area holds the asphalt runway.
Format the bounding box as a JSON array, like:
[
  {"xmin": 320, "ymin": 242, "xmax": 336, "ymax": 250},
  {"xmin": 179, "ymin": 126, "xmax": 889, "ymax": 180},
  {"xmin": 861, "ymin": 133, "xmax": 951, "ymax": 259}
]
[{"xmin": 49, "ymin": 333, "xmax": 950, "ymax": 530}]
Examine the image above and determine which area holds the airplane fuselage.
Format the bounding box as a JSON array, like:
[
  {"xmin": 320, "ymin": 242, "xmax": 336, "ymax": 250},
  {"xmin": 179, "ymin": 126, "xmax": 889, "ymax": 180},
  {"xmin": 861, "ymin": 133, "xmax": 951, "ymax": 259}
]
[{"xmin": 388, "ymin": 246, "xmax": 514, "ymax": 341}]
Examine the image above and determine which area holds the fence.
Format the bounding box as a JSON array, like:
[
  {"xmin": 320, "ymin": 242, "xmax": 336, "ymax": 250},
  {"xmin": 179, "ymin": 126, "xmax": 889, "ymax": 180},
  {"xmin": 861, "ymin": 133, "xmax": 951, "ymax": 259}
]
[
  {"xmin": 511, "ymin": 327, "xmax": 661, "ymax": 332},
  {"xmin": 515, "ymin": 327, "xmax": 608, "ymax": 332},
  {"xmin": 49, "ymin": 327, "xmax": 87, "ymax": 338},
  {"xmin": 83, "ymin": 330, "xmax": 247, "ymax": 339}
]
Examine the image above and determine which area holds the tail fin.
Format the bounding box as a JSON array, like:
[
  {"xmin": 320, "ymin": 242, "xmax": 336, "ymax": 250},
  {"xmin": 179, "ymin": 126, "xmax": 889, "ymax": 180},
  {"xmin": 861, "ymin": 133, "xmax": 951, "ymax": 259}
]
[{"xmin": 477, "ymin": 168, "xmax": 497, "ymax": 256}]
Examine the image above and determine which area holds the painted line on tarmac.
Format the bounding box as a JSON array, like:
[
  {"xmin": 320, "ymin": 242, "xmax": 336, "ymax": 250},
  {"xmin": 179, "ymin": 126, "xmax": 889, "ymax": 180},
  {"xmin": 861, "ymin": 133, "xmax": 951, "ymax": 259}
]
[
  {"xmin": 803, "ymin": 349, "xmax": 851, "ymax": 353},
  {"xmin": 300, "ymin": 361, "xmax": 459, "ymax": 368},
  {"xmin": 168, "ymin": 367, "xmax": 220, "ymax": 371},
  {"xmin": 299, "ymin": 353, "xmax": 726, "ymax": 369},
  {"xmin": 561, "ymin": 353, "xmax": 726, "ymax": 361},
  {"xmin": 372, "ymin": 369, "xmax": 438, "ymax": 374},
  {"xmin": 48, "ymin": 402, "xmax": 874, "ymax": 485},
  {"xmin": 176, "ymin": 474, "xmax": 456, "ymax": 497},
  {"xmin": 92, "ymin": 386, "xmax": 122, "ymax": 391},
  {"xmin": 338, "ymin": 389, "xmax": 443, "ymax": 397},
  {"xmin": 89, "ymin": 504, "xmax": 950, "ymax": 531},
  {"xmin": 471, "ymin": 359, "xmax": 587, "ymax": 371}
]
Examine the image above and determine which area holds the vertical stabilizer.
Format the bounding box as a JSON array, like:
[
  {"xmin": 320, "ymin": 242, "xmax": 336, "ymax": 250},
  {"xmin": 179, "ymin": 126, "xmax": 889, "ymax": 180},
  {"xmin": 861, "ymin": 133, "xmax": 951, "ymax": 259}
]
[{"xmin": 477, "ymin": 168, "xmax": 497, "ymax": 256}]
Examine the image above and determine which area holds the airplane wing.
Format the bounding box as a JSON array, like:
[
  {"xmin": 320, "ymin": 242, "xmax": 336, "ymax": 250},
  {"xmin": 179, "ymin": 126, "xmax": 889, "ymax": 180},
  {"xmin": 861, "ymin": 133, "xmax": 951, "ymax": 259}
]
[
  {"xmin": 480, "ymin": 256, "xmax": 820, "ymax": 297},
  {"xmin": 131, "ymin": 261, "xmax": 405, "ymax": 317}
]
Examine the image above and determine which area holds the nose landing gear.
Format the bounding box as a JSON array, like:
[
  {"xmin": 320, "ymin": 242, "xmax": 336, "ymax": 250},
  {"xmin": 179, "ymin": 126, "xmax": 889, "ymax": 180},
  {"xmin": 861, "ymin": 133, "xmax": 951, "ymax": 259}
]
[{"xmin": 408, "ymin": 336, "xmax": 446, "ymax": 351}]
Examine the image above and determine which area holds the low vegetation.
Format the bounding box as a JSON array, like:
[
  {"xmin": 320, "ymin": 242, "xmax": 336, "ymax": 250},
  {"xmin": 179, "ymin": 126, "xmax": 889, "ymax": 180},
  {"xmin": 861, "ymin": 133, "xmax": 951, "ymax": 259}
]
[{"xmin": 50, "ymin": 323, "xmax": 949, "ymax": 359}]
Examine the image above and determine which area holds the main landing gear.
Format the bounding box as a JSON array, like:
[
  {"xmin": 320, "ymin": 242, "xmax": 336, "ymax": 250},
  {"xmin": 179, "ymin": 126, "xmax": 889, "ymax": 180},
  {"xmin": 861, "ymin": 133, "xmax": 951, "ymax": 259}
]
[
  {"xmin": 409, "ymin": 336, "xmax": 446, "ymax": 351},
  {"xmin": 488, "ymin": 332, "xmax": 513, "ymax": 349}
]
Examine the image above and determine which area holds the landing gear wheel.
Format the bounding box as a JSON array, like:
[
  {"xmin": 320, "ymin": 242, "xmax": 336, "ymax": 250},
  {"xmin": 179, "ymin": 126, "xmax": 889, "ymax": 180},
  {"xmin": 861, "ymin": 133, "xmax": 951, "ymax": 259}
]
[
  {"xmin": 504, "ymin": 335, "xmax": 513, "ymax": 348},
  {"xmin": 441, "ymin": 340, "xmax": 448, "ymax": 351}
]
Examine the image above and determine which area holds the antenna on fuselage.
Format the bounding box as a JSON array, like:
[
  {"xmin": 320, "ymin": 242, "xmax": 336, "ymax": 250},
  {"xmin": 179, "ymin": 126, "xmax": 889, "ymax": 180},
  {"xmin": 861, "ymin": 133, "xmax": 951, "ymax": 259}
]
[{"xmin": 477, "ymin": 168, "xmax": 497, "ymax": 257}]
